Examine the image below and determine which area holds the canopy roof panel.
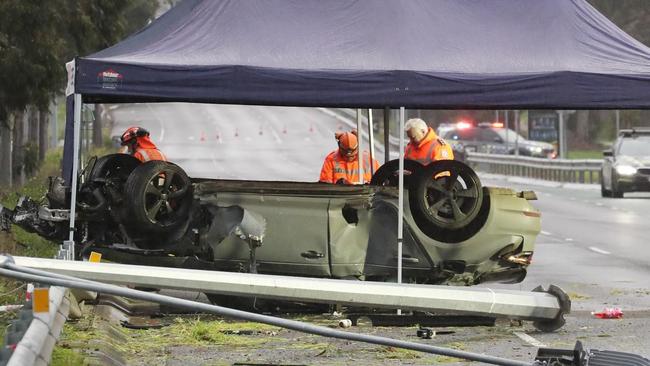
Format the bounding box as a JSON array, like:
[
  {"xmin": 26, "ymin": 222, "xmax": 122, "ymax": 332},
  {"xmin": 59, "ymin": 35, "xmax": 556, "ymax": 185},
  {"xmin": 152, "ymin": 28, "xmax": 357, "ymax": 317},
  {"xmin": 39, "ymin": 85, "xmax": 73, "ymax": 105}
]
[{"xmin": 75, "ymin": 0, "xmax": 650, "ymax": 108}]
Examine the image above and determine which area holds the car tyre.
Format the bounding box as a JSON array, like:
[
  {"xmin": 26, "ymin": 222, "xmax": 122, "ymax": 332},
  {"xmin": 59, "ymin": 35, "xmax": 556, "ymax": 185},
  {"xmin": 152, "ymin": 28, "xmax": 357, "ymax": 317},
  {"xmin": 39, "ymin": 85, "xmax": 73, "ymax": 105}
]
[
  {"xmin": 88, "ymin": 153, "xmax": 140, "ymax": 184},
  {"xmin": 600, "ymin": 173, "xmax": 611, "ymax": 198},
  {"xmin": 410, "ymin": 160, "xmax": 490, "ymax": 243},
  {"xmin": 370, "ymin": 159, "xmax": 423, "ymax": 188},
  {"xmin": 611, "ymin": 178, "xmax": 624, "ymax": 198},
  {"xmin": 124, "ymin": 161, "xmax": 193, "ymax": 234}
]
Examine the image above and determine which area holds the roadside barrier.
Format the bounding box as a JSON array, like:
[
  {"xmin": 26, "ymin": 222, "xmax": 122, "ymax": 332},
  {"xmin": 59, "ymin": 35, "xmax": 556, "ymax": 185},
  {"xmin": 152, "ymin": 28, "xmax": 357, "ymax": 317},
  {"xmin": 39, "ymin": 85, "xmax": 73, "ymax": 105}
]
[
  {"xmin": 466, "ymin": 152, "xmax": 603, "ymax": 184},
  {"xmin": 0, "ymin": 286, "xmax": 70, "ymax": 366}
]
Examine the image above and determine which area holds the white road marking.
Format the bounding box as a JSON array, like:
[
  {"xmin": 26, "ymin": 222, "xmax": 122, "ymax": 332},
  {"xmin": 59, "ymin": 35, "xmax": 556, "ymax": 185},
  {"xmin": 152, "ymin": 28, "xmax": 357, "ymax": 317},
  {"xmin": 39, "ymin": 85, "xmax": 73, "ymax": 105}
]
[
  {"xmin": 514, "ymin": 332, "xmax": 547, "ymax": 348},
  {"xmin": 565, "ymin": 238, "xmax": 574, "ymax": 242},
  {"xmin": 589, "ymin": 246, "xmax": 610, "ymax": 255},
  {"xmin": 540, "ymin": 231, "xmax": 552, "ymax": 236},
  {"xmin": 612, "ymin": 207, "xmax": 619, "ymax": 210},
  {"xmin": 595, "ymin": 202, "xmax": 603, "ymax": 206},
  {"xmin": 270, "ymin": 126, "xmax": 282, "ymax": 144}
]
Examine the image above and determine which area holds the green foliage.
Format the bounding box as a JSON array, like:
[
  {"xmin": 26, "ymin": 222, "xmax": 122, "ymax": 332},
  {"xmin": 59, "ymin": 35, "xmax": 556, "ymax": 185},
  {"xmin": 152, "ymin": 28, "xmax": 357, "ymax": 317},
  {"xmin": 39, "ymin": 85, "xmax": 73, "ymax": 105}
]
[
  {"xmin": 0, "ymin": 0, "xmax": 159, "ymax": 119},
  {"xmin": 567, "ymin": 150, "xmax": 604, "ymax": 160},
  {"xmin": 50, "ymin": 347, "xmax": 86, "ymax": 366},
  {"xmin": 588, "ymin": 0, "xmax": 650, "ymax": 46}
]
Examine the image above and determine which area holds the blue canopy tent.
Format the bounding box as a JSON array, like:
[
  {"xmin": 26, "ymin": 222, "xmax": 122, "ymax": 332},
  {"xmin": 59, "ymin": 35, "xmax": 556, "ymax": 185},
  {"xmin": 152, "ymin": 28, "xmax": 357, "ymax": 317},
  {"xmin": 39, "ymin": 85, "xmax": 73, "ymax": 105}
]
[{"xmin": 61, "ymin": 0, "xmax": 650, "ymax": 259}]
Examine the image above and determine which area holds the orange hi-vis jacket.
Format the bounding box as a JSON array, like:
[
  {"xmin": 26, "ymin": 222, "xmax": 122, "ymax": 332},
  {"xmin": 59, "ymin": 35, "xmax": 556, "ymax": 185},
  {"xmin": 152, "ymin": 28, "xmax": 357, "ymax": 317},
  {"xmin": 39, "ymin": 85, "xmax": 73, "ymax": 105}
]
[
  {"xmin": 133, "ymin": 135, "xmax": 167, "ymax": 162},
  {"xmin": 404, "ymin": 127, "xmax": 454, "ymax": 165},
  {"xmin": 319, "ymin": 150, "xmax": 380, "ymax": 184}
]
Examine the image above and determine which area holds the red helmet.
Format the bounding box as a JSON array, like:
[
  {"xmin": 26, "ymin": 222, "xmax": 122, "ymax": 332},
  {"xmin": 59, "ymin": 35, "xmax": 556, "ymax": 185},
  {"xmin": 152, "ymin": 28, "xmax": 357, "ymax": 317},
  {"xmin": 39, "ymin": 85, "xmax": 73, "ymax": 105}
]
[
  {"xmin": 336, "ymin": 130, "xmax": 358, "ymax": 160},
  {"xmin": 120, "ymin": 126, "xmax": 150, "ymax": 146}
]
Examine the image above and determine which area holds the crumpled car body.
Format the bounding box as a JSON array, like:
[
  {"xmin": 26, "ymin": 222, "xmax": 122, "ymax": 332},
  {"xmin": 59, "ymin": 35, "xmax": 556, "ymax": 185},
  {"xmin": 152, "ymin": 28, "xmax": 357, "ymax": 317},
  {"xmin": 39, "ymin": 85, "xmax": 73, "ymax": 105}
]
[{"xmin": 1, "ymin": 154, "xmax": 540, "ymax": 286}]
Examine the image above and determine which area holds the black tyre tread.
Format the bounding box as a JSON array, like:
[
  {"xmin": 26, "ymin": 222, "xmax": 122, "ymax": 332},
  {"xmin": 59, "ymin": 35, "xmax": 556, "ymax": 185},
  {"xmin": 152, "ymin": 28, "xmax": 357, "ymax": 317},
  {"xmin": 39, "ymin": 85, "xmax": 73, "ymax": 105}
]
[
  {"xmin": 600, "ymin": 181, "xmax": 611, "ymax": 198},
  {"xmin": 409, "ymin": 160, "xmax": 488, "ymax": 243},
  {"xmin": 370, "ymin": 159, "xmax": 423, "ymax": 188},
  {"xmin": 124, "ymin": 161, "xmax": 193, "ymax": 234},
  {"xmin": 611, "ymin": 177, "xmax": 623, "ymax": 198},
  {"xmin": 89, "ymin": 154, "xmax": 140, "ymax": 183}
]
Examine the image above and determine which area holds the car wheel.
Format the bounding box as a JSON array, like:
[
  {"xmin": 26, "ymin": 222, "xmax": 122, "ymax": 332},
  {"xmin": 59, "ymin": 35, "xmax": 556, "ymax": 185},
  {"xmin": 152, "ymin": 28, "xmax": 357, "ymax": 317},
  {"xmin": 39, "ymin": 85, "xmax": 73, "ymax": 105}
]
[
  {"xmin": 410, "ymin": 160, "xmax": 490, "ymax": 243},
  {"xmin": 600, "ymin": 173, "xmax": 611, "ymax": 198},
  {"xmin": 124, "ymin": 161, "xmax": 193, "ymax": 233},
  {"xmin": 611, "ymin": 178, "xmax": 624, "ymax": 198},
  {"xmin": 88, "ymin": 153, "xmax": 140, "ymax": 184},
  {"xmin": 370, "ymin": 159, "xmax": 423, "ymax": 188},
  {"xmin": 77, "ymin": 154, "xmax": 141, "ymax": 211}
]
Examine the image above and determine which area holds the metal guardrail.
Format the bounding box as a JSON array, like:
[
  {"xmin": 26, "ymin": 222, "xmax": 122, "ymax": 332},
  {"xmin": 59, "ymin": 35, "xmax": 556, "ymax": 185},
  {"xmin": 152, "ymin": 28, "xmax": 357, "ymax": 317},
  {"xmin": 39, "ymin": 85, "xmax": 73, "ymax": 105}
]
[
  {"xmin": 1, "ymin": 286, "xmax": 70, "ymax": 366},
  {"xmin": 467, "ymin": 152, "xmax": 603, "ymax": 184}
]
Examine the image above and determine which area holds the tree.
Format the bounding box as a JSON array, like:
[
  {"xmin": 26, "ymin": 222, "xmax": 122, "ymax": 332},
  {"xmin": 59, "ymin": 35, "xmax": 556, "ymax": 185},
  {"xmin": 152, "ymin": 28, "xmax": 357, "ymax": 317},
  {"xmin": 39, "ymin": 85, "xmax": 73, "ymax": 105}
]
[
  {"xmin": 0, "ymin": 0, "xmax": 159, "ymax": 186},
  {"xmin": 589, "ymin": 0, "xmax": 650, "ymax": 47}
]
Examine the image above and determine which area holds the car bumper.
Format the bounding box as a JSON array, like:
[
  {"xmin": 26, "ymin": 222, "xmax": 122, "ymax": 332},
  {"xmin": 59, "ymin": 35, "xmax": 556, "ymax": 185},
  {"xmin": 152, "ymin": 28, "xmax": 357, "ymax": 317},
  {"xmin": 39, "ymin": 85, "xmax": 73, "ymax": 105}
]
[{"xmin": 617, "ymin": 174, "xmax": 650, "ymax": 192}]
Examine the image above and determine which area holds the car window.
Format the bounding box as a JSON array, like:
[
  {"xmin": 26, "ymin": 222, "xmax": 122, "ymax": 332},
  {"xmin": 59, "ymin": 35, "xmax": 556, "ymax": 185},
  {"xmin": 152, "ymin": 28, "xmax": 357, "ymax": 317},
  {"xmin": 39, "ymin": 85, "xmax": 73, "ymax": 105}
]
[
  {"xmin": 443, "ymin": 128, "xmax": 477, "ymax": 141},
  {"xmin": 478, "ymin": 128, "xmax": 502, "ymax": 143},
  {"xmin": 494, "ymin": 128, "xmax": 527, "ymax": 143},
  {"xmin": 617, "ymin": 135, "xmax": 650, "ymax": 157}
]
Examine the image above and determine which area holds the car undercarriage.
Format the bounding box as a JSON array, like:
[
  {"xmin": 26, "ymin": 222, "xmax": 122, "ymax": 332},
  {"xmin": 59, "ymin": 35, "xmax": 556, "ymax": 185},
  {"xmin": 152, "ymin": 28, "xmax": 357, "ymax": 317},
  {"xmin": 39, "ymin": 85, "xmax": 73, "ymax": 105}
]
[{"xmin": 1, "ymin": 154, "xmax": 540, "ymax": 291}]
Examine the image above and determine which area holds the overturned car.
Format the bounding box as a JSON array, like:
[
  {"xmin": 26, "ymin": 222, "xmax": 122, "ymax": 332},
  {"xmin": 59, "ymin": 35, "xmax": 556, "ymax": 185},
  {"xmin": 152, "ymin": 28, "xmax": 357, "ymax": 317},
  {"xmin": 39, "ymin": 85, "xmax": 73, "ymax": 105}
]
[{"xmin": 1, "ymin": 154, "xmax": 540, "ymax": 291}]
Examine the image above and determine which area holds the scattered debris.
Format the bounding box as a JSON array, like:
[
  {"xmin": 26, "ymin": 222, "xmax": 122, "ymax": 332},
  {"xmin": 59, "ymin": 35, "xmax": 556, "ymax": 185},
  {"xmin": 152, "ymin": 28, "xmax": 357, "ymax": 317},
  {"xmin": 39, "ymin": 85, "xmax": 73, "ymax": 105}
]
[
  {"xmin": 338, "ymin": 319, "xmax": 352, "ymax": 328},
  {"xmin": 417, "ymin": 327, "xmax": 435, "ymax": 339},
  {"xmin": 592, "ymin": 307, "xmax": 623, "ymax": 319}
]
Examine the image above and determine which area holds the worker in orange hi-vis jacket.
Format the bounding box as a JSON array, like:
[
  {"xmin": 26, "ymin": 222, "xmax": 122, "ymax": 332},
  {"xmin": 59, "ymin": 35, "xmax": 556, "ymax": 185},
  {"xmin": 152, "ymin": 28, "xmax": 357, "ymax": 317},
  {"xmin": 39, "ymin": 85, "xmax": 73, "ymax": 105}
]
[
  {"xmin": 119, "ymin": 126, "xmax": 167, "ymax": 162},
  {"xmin": 319, "ymin": 129, "xmax": 379, "ymax": 184},
  {"xmin": 404, "ymin": 118, "xmax": 453, "ymax": 164}
]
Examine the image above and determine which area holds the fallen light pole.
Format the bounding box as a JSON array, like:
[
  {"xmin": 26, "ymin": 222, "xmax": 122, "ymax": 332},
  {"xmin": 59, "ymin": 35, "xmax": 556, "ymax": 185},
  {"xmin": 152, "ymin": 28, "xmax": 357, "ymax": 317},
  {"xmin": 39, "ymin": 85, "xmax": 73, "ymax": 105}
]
[{"xmin": 12, "ymin": 255, "xmax": 569, "ymax": 332}]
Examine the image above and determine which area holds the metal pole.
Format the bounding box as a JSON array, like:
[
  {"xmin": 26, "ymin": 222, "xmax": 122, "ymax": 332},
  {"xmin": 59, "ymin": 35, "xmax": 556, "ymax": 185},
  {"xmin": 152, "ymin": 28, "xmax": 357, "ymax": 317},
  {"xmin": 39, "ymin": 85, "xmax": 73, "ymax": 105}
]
[
  {"xmin": 367, "ymin": 109, "xmax": 376, "ymax": 173},
  {"xmin": 558, "ymin": 111, "xmax": 565, "ymax": 159},
  {"xmin": 66, "ymin": 94, "xmax": 82, "ymax": 261},
  {"xmin": 514, "ymin": 110, "xmax": 520, "ymax": 156},
  {"xmin": 356, "ymin": 109, "xmax": 363, "ymax": 184},
  {"xmin": 505, "ymin": 110, "xmax": 510, "ymax": 153},
  {"xmin": 9, "ymin": 255, "xmax": 567, "ymax": 326},
  {"xmin": 615, "ymin": 110, "xmax": 620, "ymax": 134},
  {"xmin": 397, "ymin": 107, "xmax": 405, "ymax": 316},
  {"xmin": 384, "ymin": 107, "xmax": 390, "ymax": 163},
  {"xmin": 0, "ymin": 258, "xmax": 544, "ymax": 366}
]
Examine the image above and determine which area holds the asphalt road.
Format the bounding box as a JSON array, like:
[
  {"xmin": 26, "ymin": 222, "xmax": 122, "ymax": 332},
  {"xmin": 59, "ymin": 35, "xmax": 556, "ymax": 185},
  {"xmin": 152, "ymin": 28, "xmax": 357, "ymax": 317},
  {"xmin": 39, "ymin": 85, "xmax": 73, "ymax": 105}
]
[
  {"xmin": 478, "ymin": 175, "xmax": 650, "ymax": 313},
  {"xmin": 110, "ymin": 103, "xmax": 384, "ymax": 182}
]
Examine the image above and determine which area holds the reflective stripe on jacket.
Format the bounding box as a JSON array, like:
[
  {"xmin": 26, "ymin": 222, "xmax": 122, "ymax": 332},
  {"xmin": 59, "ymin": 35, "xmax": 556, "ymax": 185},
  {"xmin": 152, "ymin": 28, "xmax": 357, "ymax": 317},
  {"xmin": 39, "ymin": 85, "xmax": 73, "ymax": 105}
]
[
  {"xmin": 404, "ymin": 127, "xmax": 454, "ymax": 165},
  {"xmin": 319, "ymin": 150, "xmax": 379, "ymax": 184},
  {"xmin": 134, "ymin": 148, "xmax": 167, "ymax": 162}
]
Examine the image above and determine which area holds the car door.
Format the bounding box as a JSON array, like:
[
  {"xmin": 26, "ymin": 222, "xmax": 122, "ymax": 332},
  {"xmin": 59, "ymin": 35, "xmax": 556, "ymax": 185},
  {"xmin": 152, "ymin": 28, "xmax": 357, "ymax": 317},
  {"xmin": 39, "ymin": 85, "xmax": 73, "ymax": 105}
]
[
  {"xmin": 478, "ymin": 128, "xmax": 506, "ymax": 154},
  {"xmin": 208, "ymin": 191, "xmax": 332, "ymax": 277}
]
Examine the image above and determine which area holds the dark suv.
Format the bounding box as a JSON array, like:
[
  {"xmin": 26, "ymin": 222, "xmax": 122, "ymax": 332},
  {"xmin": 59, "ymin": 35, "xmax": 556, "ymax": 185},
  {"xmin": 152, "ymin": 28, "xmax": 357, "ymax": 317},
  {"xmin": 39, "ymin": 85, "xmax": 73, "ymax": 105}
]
[
  {"xmin": 601, "ymin": 128, "xmax": 650, "ymax": 198},
  {"xmin": 438, "ymin": 123, "xmax": 556, "ymax": 159}
]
